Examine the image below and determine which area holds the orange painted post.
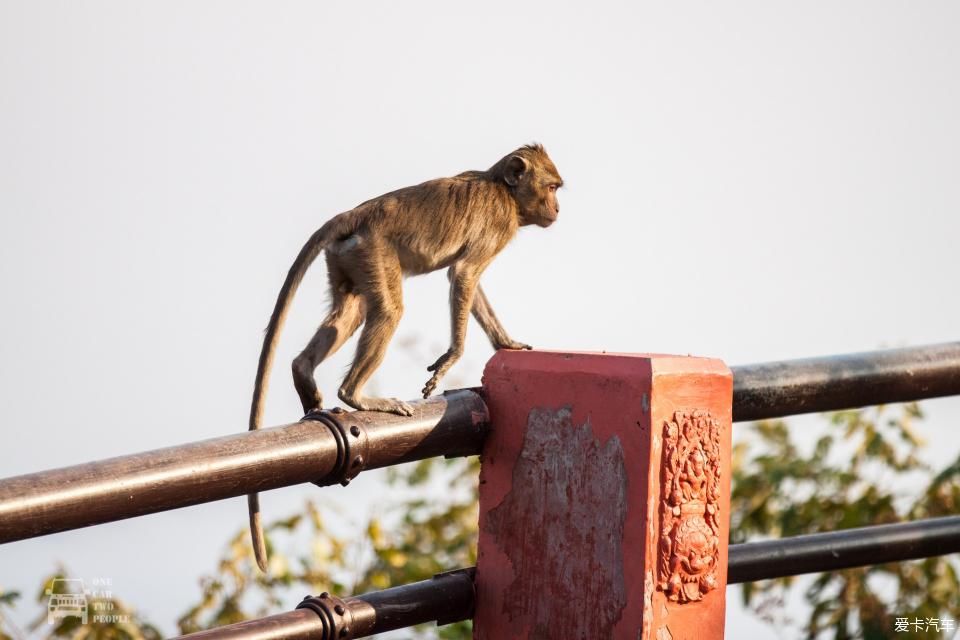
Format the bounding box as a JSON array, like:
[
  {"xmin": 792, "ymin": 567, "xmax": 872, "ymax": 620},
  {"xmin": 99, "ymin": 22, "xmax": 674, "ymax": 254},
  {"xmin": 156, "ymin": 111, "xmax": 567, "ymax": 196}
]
[{"xmin": 475, "ymin": 351, "xmax": 732, "ymax": 640}]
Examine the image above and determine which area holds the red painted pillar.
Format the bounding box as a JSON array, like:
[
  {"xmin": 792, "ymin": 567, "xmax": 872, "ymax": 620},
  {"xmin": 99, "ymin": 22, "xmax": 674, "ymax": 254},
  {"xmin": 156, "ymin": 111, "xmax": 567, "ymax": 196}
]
[{"xmin": 475, "ymin": 351, "xmax": 732, "ymax": 640}]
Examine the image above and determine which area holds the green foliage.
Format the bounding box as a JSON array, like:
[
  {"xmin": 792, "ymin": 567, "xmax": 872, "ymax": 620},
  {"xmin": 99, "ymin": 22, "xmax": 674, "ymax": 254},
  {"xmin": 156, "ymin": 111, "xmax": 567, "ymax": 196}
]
[
  {"xmin": 176, "ymin": 457, "xmax": 479, "ymax": 639},
  {"xmin": 731, "ymin": 403, "xmax": 960, "ymax": 639},
  {"xmin": 362, "ymin": 458, "xmax": 479, "ymax": 639},
  {"xmin": 0, "ymin": 589, "xmax": 21, "ymax": 640},
  {"xmin": 176, "ymin": 501, "xmax": 355, "ymax": 634},
  {"xmin": 362, "ymin": 457, "xmax": 479, "ymax": 591},
  {"xmin": 18, "ymin": 570, "xmax": 160, "ymax": 640}
]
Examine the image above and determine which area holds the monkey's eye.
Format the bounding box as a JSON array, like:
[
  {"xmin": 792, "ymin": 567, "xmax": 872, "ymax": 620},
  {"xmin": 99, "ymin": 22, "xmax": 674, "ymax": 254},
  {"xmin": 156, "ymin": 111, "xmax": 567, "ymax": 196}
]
[{"xmin": 548, "ymin": 185, "xmax": 558, "ymax": 193}]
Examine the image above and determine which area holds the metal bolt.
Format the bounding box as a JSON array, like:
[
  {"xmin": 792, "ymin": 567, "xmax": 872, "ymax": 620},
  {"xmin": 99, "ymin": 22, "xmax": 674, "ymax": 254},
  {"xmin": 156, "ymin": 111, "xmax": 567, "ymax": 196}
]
[
  {"xmin": 340, "ymin": 628, "xmax": 350, "ymax": 638},
  {"xmin": 334, "ymin": 604, "xmax": 345, "ymax": 615},
  {"xmin": 331, "ymin": 407, "xmax": 345, "ymax": 414},
  {"xmin": 353, "ymin": 455, "xmax": 363, "ymax": 468},
  {"xmin": 350, "ymin": 425, "xmax": 360, "ymax": 437},
  {"xmin": 320, "ymin": 592, "xmax": 329, "ymax": 599}
]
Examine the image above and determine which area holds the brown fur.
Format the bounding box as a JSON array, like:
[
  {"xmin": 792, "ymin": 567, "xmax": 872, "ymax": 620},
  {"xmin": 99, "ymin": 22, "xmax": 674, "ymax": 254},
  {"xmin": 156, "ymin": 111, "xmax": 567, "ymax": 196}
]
[{"xmin": 247, "ymin": 144, "xmax": 562, "ymax": 571}]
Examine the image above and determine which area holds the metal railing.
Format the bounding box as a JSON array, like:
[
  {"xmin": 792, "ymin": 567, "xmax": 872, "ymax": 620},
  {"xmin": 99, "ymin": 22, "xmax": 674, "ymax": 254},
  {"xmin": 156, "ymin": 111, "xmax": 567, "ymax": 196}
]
[
  {"xmin": 2, "ymin": 343, "xmax": 958, "ymax": 545},
  {"xmin": 175, "ymin": 516, "xmax": 960, "ymax": 639},
  {"xmin": 2, "ymin": 342, "xmax": 959, "ymax": 638},
  {"xmin": 0, "ymin": 389, "xmax": 488, "ymax": 544},
  {"xmin": 731, "ymin": 342, "xmax": 960, "ymax": 421}
]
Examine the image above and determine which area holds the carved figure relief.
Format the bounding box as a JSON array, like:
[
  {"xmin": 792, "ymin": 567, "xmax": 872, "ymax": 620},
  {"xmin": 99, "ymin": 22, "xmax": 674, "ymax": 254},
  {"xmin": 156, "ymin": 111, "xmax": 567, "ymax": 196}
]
[{"xmin": 657, "ymin": 410, "xmax": 722, "ymax": 603}]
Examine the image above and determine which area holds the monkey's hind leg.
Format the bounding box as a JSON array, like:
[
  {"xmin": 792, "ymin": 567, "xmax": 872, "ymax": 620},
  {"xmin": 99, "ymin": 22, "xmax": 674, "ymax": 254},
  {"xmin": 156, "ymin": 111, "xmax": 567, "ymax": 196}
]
[
  {"xmin": 292, "ymin": 288, "xmax": 364, "ymax": 415},
  {"xmin": 337, "ymin": 250, "xmax": 413, "ymax": 416}
]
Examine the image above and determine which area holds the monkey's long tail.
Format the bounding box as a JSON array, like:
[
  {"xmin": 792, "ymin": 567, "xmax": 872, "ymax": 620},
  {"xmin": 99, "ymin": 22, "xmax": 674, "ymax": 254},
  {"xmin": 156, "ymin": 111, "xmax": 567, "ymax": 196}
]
[{"xmin": 247, "ymin": 218, "xmax": 345, "ymax": 573}]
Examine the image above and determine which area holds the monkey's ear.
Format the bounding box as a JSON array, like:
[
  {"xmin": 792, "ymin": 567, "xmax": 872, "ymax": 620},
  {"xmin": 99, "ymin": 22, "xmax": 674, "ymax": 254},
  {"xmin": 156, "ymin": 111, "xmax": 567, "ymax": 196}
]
[{"xmin": 503, "ymin": 155, "xmax": 529, "ymax": 187}]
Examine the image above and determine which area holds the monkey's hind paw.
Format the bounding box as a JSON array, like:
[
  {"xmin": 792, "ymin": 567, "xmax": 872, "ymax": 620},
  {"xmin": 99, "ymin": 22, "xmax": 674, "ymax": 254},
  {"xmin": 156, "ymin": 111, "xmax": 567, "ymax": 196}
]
[
  {"xmin": 338, "ymin": 390, "xmax": 414, "ymax": 416},
  {"xmin": 366, "ymin": 397, "xmax": 414, "ymax": 416},
  {"xmin": 302, "ymin": 403, "xmax": 324, "ymax": 417},
  {"xmin": 498, "ymin": 340, "xmax": 532, "ymax": 351},
  {"xmin": 387, "ymin": 399, "xmax": 415, "ymax": 417}
]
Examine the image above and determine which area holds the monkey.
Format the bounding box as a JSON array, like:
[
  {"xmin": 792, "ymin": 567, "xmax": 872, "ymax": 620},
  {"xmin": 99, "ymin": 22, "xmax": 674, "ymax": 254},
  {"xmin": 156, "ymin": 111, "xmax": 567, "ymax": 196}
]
[{"xmin": 247, "ymin": 144, "xmax": 563, "ymax": 571}]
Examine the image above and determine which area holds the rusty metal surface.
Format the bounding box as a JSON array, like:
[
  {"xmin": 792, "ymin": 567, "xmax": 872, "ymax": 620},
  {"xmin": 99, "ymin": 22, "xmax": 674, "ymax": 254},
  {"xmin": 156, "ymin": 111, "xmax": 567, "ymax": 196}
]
[
  {"xmin": 731, "ymin": 342, "xmax": 960, "ymax": 422},
  {"xmin": 175, "ymin": 568, "xmax": 474, "ymax": 640},
  {"xmin": 0, "ymin": 390, "xmax": 488, "ymax": 544},
  {"xmin": 173, "ymin": 610, "xmax": 324, "ymax": 640}
]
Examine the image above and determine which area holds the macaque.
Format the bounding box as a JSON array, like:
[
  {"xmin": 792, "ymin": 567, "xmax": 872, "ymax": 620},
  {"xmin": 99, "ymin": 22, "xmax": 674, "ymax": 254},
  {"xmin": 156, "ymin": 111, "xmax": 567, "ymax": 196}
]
[{"xmin": 247, "ymin": 144, "xmax": 563, "ymax": 571}]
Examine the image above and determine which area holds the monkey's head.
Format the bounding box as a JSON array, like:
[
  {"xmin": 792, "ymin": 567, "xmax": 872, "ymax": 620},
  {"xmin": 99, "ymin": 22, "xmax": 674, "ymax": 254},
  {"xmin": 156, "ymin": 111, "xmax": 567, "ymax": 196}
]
[{"xmin": 497, "ymin": 144, "xmax": 564, "ymax": 228}]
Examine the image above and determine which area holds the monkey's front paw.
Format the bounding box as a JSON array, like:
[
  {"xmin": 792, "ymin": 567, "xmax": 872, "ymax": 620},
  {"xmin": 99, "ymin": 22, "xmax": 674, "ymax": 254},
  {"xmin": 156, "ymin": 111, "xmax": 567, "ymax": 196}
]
[
  {"xmin": 426, "ymin": 349, "xmax": 458, "ymax": 373},
  {"xmin": 423, "ymin": 349, "xmax": 462, "ymax": 398},
  {"xmin": 422, "ymin": 375, "xmax": 441, "ymax": 399}
]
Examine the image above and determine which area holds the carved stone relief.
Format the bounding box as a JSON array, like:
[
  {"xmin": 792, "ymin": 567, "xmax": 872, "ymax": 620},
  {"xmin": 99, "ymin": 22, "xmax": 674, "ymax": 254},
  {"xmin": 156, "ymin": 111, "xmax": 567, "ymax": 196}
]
[{"xmin": 657, "ymin": 410, "xmax": 722, "ymax": 603}]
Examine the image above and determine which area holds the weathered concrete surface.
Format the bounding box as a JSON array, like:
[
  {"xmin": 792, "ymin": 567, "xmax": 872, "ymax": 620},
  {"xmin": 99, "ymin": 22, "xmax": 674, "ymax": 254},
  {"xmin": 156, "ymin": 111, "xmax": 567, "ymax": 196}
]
[{"xmin": 475, "ymin": 350, "xmax": 732, "ymax": 640}]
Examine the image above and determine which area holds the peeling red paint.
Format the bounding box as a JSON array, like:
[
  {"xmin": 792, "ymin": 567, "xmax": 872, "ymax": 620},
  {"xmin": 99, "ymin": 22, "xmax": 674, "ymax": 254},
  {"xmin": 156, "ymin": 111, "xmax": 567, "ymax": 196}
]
[
  {"xmin": 485, "ymin": 406, "xmax": 627, "ymax": 638},
  {"xmin": 475, "ymin": 350, "xmax": 732, "ymax": 640}
]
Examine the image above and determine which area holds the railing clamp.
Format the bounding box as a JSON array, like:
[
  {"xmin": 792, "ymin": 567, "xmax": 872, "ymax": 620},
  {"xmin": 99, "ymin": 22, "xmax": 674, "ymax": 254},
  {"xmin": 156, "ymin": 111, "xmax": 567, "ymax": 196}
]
[
  {"xmin": 303, "ymin": 408, "xmax": 369, "ymax": 487},
  {"xmin": 296, "ymin": 590, "xmax": 354, "ymax": 639}
]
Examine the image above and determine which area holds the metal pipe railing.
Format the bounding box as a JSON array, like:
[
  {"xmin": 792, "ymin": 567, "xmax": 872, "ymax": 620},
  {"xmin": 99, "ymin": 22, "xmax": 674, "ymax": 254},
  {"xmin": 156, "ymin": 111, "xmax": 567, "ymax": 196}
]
[
  {"xmin": 176, "ymin": 516, "xmax": 960, "ymax": 639},
  {"xmin": 175, "ymin": 568, "xmax": 476, "ymax": 640},
  {"xmin": 731, "ymin": 342, "xmax": 960, "ymax": 421},
  {"xmin": 2, "ymin": 343, "xmax": 959, "ymax": 545},
  {"xmin": 0, "ymin": 390, "xmax": 488, "ymax": 544},
  {"xmin": 726, "ymin": 514, "xmax": 960, "ymax": 583}
]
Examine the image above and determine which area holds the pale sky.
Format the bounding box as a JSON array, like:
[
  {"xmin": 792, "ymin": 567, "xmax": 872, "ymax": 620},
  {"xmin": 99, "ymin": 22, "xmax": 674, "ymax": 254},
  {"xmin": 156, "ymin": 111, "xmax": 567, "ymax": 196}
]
[{"xmin": 1, "ymin": 2, "xmax": 958, "ymax": 637}]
